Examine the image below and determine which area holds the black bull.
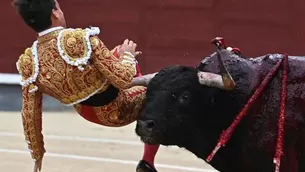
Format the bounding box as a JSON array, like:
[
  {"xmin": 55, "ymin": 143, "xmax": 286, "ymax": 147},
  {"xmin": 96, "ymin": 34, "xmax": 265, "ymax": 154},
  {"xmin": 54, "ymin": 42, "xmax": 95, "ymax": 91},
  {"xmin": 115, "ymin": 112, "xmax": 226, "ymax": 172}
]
[{"xmin": 135, "ymin": 49, "xmax": 305, "ymax": 172}]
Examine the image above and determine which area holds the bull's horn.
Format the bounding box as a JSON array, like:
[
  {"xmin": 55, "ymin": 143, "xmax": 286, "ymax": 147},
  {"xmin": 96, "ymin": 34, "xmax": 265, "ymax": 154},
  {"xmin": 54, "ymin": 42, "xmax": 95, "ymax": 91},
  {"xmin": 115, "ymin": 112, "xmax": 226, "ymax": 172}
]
[
  {"xmin": 130, "ymin": 72, "xmax": 158, "ymax": 87},
  {"xmin": 197, "ymin": 48, "xmax": 236, "ymax": 90},
  {"xmin": 197, "ymin": 71, "xmax": 235, "ymax": 90}
]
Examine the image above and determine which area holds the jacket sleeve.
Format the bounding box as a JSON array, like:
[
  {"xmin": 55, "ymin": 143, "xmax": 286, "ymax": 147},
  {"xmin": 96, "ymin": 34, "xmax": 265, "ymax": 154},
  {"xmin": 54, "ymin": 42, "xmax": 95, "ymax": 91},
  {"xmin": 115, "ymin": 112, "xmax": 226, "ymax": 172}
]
[
  {"xmin": 16, "ymin": 50, "xmax": 45, "ymax": 162},
  {"xmin": 89, "ymin": 36, "xmax": 137, "ymax": 89},
  {"xmin": 58, "ymin": 27, "xmax": 137, "ymax": 89},
  {"xmin": 21, "ymin": 87, "xmax": 45, "ymax": 161}
]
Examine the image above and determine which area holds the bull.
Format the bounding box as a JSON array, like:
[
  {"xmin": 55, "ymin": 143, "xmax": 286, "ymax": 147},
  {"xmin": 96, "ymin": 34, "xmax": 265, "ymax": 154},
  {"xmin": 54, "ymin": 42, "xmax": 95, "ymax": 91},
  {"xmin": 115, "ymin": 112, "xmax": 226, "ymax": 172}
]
[{"xmin": 135, "ymin": 38, "xmax": 305, "ymax": 172}]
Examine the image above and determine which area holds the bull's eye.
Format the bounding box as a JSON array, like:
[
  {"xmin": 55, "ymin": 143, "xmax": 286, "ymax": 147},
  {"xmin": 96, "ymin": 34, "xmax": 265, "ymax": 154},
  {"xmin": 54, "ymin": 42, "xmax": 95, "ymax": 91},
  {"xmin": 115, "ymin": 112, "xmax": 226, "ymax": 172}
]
[
  {"xmin": 178, "ymin": 91, "xmax": 190, "ymax": 104},
  {"xmin": 181, "ymin": 95, "xmax": 189, "ymax": 101}
]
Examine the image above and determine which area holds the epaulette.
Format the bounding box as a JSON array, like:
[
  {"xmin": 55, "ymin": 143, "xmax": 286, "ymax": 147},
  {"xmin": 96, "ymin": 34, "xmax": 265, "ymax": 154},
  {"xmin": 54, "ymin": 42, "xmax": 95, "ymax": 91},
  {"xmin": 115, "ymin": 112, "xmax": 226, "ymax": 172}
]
[
  {"xmin": 16, "ymin": 45, "xmax": 39, "ymax": 93},
  {"xmin": 57, "ymin": 27, "xmax": 100, "ymax": 70}
]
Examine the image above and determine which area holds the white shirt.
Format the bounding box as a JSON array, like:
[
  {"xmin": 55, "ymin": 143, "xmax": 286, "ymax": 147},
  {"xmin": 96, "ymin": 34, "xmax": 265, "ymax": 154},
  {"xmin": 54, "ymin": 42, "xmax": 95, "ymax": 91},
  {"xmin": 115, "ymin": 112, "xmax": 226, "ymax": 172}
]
[{"xmin": 38, "ymin": 26, "xmax": 64, "ymax": 37}]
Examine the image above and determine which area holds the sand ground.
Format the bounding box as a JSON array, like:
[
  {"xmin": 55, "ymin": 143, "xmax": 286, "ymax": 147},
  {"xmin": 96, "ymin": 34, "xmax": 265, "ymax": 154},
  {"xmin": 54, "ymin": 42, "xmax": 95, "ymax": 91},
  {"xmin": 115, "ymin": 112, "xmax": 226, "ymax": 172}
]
[{"xmin": 0, "ymin": 112, "xmax": 217, "ymax": 172}]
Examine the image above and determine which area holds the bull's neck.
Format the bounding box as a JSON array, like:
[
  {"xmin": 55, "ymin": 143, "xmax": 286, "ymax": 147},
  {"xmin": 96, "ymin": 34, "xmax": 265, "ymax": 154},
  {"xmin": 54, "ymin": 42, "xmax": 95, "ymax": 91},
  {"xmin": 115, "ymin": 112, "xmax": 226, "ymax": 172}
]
[
  {"xmin": 209, "ymin": 55, "xmax": 275, "ymax": 129},
  {"xmin": 223, "ymin": 55, "xmax": 281, "ymax": 108},
  {"xmin": 183, "ymin": 56, "xmax": 274, "ymax": 164},
  {"xmin": 185, "ymin": 55, "xmax": 278, "ymax": 169}
]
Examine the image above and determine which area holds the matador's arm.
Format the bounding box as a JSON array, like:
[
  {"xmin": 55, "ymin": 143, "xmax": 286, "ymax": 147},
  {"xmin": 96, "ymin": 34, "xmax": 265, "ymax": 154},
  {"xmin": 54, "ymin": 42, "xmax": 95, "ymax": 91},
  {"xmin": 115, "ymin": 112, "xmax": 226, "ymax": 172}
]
[
  {"xmin": 21, "ymin": 87, "xmax": 44, "ymax": 161},
  {"xmin": 17, "ymin": 49, "xmax": 45, "ymax": 162},
  {"xmin": 58, "ymin": 27, "xmax": 137, "ymax": 89},
  {"xmin": 89, "ymin": 36, "xmax": 137, "ymax": 89},
  {"xmin": 110, "ymin": 45, "xmax": 156, "ymax": 87}
]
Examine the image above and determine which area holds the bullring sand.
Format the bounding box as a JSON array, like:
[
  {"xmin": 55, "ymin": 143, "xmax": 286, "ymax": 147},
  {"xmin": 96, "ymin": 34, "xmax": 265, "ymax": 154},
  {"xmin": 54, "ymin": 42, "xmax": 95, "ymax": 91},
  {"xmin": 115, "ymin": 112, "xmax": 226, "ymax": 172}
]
[{"xmin": 0, "ymin": 112, "xmax": 217, "ymax": 172}]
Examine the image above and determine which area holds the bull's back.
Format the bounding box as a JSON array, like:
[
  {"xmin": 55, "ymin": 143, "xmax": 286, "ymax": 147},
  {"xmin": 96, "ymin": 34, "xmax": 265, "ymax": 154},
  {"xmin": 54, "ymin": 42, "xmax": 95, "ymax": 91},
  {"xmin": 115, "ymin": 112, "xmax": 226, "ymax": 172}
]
[
  {"xmin": 286, "ymin": 55, "xmax": 305, "ymax": 161},
  {"xmin": 251, "ymin": 54, "xmax": 305, "ymax": 128},
  {"xmin": 288, "ymin": 55, "xmax": 305, "ymax": 83},
  {"xmin": 251, "ymin": 54, "xmax": 305, "ymax": 100},
  {"xmin": 286, "ymin": 55, "xmax": 305, "ymax": 116},
  {"xmin": 286, "ymin": 55, "xmax": 305, "ymax": 130},
  {"xmin": 230, "ymin": 54, "xmax": 305, "ymax": 171}
]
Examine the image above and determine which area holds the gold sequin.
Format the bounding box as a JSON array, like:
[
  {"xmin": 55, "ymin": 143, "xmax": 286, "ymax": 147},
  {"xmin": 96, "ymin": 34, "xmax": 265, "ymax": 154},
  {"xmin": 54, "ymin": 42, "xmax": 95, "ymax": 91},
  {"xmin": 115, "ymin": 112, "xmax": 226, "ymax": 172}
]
[
  {"xmin": 90, "ymin": 37, "xmax": 99, "ymax": 46},
  {"xmin": 102, "ymin": 49, "xmax": 110, "ymax": 57},
  {"xmin": 40, "ymin": 66, "xmax": 48, "ymax": 74},
  {"xmin": 66, "ymin": 37, "xmax": 76, "ymax": 47},
  {"xmin": 46, "ymin": 73, "xmax": 51, "ymax": 79},
  {"xmin": 74, "ymin": 29, "xmax": 85, "ymax": 39}
]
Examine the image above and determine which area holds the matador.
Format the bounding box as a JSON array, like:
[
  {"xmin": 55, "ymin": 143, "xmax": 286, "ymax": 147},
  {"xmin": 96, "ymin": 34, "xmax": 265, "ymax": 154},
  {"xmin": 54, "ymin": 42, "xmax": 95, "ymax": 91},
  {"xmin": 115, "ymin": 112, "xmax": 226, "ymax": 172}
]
[{"xmin": 13, "ymin": 0, "xmax": 160, "ymax": 172}]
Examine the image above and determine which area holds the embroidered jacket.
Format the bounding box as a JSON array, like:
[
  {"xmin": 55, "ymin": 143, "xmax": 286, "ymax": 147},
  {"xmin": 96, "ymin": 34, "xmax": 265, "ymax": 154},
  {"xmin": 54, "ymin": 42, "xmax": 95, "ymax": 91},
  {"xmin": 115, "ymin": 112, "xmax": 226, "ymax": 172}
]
[{"xmin": 16, "ymin": 27, "xmax": 137, "ymax": 161}]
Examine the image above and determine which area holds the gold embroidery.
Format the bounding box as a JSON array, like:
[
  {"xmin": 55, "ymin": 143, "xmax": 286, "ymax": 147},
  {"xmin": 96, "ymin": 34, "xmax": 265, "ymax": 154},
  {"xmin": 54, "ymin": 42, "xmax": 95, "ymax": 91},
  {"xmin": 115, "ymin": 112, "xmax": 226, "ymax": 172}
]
[
  {"xmin": 95, "ymin": 86, "xmax": 146, "ymax": 126},
  {"xmin": 74, "ymin": 86, "xmax": 147, "ymax": 127},
  {"xmin": 66, "ymin": 37, "xmax": 77, "ymax": 47},
  {"xmin": 38, "ymin": 29, "xmax": 63, "ymax": 44},
  {"xmin": 59, "ymin": 29, "xmax": 88, "ymax": 59},
  {"xmin": 91, "ymin": 37, "xmax": 99, "ymax": 46},
  {"xmin": 90, "ymin": 36, "xmax": 136, "ymax": 90},
  {"xmin": 74, "ymin": 104, "xmax": 82, "ymax": 114},
  {"xmin": 16, "ymin": 28, "xmax": 138, "ymax": 105},
  {"xmin": 17, "ymin": 27, "xmax": 144, "ymax": 163},
  {"xmin": 18, "ymin": 49, "xmax": 45, "ymax": 161},
  {"xmin": 102, "ymin": 48, "xmax": 111, "ymax": 57},
  {"xmin": 17, "ymin": 49, "xmax": 34, "ymax": 80},
  {"xmin": 21, "ymin": 87, "xmax": 45, "ymax": 161},
  {"xmin": 26, "ymin": 30, "xmax": 106, "ymax": 105}
]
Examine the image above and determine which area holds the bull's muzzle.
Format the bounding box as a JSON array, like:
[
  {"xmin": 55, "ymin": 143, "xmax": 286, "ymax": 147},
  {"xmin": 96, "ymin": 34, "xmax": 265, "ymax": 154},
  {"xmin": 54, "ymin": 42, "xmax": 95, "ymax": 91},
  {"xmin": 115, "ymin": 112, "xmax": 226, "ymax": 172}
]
[{"xmin": 136, "ymin": 120, "xmax": 155, "ymax": 136}]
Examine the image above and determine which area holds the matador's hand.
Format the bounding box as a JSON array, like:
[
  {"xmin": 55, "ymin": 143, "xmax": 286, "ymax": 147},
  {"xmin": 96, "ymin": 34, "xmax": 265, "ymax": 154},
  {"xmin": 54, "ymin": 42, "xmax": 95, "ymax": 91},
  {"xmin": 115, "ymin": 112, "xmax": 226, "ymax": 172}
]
[
  {"xmin": 33, "ymin": 157, "xmax": 43, "ymax": 172},
  {"xmin": 117, "ymin": 39, "xmax": 142, "ymax": 57}
]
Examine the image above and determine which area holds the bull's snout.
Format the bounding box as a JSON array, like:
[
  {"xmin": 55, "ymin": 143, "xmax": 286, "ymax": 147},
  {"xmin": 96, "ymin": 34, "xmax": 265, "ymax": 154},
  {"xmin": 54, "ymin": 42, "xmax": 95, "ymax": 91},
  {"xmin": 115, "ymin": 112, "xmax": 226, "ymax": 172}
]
[{"xmin": 137, "ymin": 120, "xmax": 155, "ymax": 136}]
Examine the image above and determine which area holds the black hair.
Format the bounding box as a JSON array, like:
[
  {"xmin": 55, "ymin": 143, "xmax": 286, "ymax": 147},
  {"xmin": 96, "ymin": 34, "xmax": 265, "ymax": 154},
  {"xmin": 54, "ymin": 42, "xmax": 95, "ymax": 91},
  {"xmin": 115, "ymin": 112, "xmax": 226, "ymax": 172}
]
[{"xmin": 12, "ymin": 0, "xmax": 56, "ymax": 32}]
